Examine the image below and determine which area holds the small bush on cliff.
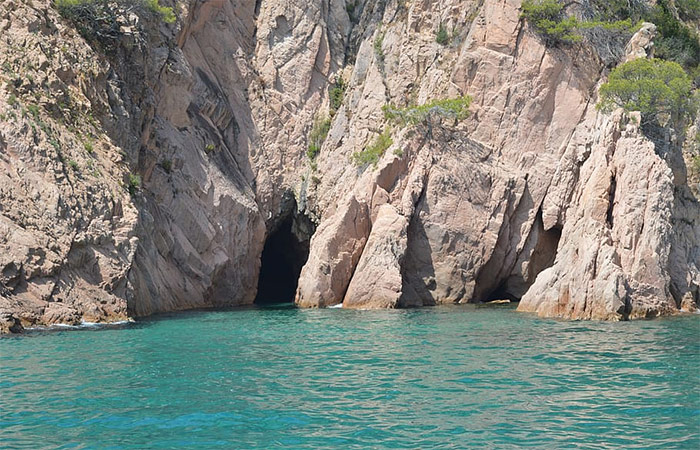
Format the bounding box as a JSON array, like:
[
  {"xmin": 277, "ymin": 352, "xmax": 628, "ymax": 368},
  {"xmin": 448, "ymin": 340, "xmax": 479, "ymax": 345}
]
[
  {"xmin": 352, "ymin": 128, "xmax": 393, "ymax": 167},
  {"xmin": 329, "ymin": 77, "xmax": 347, "ymax": 117},
  {"xmin": 306, "ymin": 115, "xmax": 331, "ymax": 161},
  {"xmin": 346, "ymin": 1, "xmax": 358, "ymax": 23},
  {"xmin": 597, "ymin": 58, "xmax": 697, "ymax": 127},
  {"xmin": 693, "ymin": 155, "xmax": 700, "ymax": 173},
  {"xmin": 160, "ymin": 158, "xmax": 173, "ymax": 173},
  {"xmin": 588, "ymin": 0, "xmax": 649, "ymax": 22},
  {"xmin": 127, "ymin": 173, "xmax": 141, "ymax": 195},
  {"xmin": 382, "ymin": 96, "xmax": 471, "ymax": 141},
  {"xmin": 521, "ymin": 0, "xmax": 582, "ymax": 44},
  {"xmin": 521, "ymin": 0, "xmax": 641, "ymax": 46},
  {"xmin": 56, "ymin": 0, "xmax": 175, "ymax": 23},
  {"xmin": 436, "ymin": 23, "xmax": 450, "ymax": 45},
  {"xmin": 383, "ymin": 96, "xmax": 472, "ymax": 127},
  {"xmin": 55, "ymin": 0, "xmax": 175, "ymax": 47},
  {"xmin": 374, "ymin": 30, "xmax": 386, "ymax": 73}
]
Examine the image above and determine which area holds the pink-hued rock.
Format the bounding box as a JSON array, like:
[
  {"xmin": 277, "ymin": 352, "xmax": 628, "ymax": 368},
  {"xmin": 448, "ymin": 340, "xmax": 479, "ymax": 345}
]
[
  {"xmin": 296, "ymin": 195, "xmax": 370, "ymax": 308},
  {"xmin": 519, "ymin": 111, "xmax": 698, "ymax": 320},
  {"xmin": 343, "ymin": 204, "xmax": 408, "ymax": 309},
  {"xmin": 0, "ymin": 0, "xmax": 697, "ymax": 332}
]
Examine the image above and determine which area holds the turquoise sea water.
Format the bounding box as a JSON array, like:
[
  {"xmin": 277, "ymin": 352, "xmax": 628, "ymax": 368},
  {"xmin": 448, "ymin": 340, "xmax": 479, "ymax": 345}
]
[{"xmin": 0, "ymin": 304, "xmax": 698, "ymax": 449}]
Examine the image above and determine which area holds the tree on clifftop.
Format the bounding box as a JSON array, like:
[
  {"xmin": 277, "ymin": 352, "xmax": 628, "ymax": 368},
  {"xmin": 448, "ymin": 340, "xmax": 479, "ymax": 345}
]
[{"xmin": 597, "ymin": 58, "xmax": 697, "ymax": 128}]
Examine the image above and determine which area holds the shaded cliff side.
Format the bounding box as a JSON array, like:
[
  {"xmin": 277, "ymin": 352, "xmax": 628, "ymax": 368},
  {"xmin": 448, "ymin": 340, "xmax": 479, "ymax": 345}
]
[{"xmin": 0, "ymin": 0, "xmax": 698, "ymax": 332}]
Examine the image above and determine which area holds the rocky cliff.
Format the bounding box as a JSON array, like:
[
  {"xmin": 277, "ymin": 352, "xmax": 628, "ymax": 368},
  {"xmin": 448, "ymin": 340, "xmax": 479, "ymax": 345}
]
[{"xmin": 0, "ymin": 0, "xmax": 698, "ymax": 333}]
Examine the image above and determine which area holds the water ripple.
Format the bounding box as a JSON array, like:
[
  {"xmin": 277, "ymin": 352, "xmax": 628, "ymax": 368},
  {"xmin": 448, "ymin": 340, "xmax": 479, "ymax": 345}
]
[{"xmin": 0, "ymin": 306, "xmax": 698, "ymax": 449}]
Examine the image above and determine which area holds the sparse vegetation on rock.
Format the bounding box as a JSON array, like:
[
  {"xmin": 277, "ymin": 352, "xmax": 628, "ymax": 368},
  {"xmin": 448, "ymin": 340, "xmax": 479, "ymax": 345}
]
[
  {"xmin": 382, "ymin": 96, "xmax": 472, "ymax": 128},
  {"xmin": 648, "ymin": 0, "xmax": 700, "ymax": 76},
  {"xmin": 306, "ymin": 115, "xmax": 331, "ymax": 161},
  {"xmin": 127, "ymin": 173, "xmax": 141, "ymax": 195},
  {"xmin": 352, "ymin": 128, "xmax": 393, "ymax": 167},
  {"xmin": 329, "ymin": 78, "xmax": 346, "ymax": 117},
  {"xmin": 522, "ymin": 0, "xmax": 700, "ymax": 81},
  {"xmin": 521, "ymin": 0, "xmax": 640, "ymax": 45},
  {"xmin": 521, "ymin": 0, "xmax": 582, "ymax": 43},
  {"xmin": 436, "ymin": 23, "xmax": 450, "ymax": 45},
  {"xmin": 54, "ymin": 0, "xmax": 175, "ymax": 46},
  {"xmin": 161, "ymin": 159, "xmax": 173, "ymax": 173},
  {"xmin": 374, "ymin": 30, "xmax": 386, "ymax": 73}
]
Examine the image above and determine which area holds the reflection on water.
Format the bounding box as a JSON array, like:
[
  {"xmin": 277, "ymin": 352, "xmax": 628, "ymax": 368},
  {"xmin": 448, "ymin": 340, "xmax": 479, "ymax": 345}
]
[{"xmin": 1, "ymin": 305, "xmax": 698, "ymax": 449}]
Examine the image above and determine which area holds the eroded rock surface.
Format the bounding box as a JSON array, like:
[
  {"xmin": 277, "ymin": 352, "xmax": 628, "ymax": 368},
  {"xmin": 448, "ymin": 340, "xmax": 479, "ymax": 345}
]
[{"xmin": 0, "ymin": 0, "xmax": 697, "ymax": 332}]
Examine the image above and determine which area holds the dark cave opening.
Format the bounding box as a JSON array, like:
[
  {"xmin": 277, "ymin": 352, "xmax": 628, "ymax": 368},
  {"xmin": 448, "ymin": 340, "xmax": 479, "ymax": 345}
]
[
  {"xmin": 483, "ymin": 223, "xmax": 563, "ymax": 304},
  {"xmin": 485, "ymin": 283, "xmax": 523, "ymax": 303},
  {"xmin": 254, "ymin": 212, "xmax": 313, "ymax": 305}
]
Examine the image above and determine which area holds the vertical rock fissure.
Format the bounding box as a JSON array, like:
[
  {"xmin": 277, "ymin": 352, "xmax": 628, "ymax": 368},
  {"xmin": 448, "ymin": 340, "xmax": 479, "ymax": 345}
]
[{"xmin": 606, "ymin": 173, "xmax": 617, "ymax": 229}]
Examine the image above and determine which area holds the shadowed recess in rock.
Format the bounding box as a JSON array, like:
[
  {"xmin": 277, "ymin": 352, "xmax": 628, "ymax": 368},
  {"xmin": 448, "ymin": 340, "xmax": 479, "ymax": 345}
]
[
  {"xmin": 484, "ymin": 222, "xmax": 562, "ymax": 303},
  {"xmin": 254, "ymin": 213, "xmax": 313, "ymax": 305}
]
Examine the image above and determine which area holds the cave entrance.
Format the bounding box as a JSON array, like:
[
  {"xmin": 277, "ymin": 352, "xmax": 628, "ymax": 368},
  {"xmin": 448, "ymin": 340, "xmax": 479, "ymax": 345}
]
[
  {"xmin": 481, "ymin": 220, "xmax": 562, "ymax": 304},
  {"xmin": 254, "ymin": 208, "xmax": 314, "ymax": 305}
]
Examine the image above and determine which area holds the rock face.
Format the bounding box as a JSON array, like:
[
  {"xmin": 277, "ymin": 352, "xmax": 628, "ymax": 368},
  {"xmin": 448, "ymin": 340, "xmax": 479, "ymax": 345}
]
[
  {"xmin": 0, "ymin": 0, "xmax": 139, "ymax": 329},
  {"xmin": 0, "ymin": 0, "xmax": 697, "ymax": 332},
  {"xmin": 519, "ymin": 110, "xmax": 700, "ymax": 320}
]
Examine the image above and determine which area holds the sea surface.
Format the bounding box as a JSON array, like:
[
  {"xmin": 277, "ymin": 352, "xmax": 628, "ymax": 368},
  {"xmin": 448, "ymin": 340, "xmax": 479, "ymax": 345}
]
[{"xmin": 1, "ymin": 304, "xmax": 698, "ymax": 449}]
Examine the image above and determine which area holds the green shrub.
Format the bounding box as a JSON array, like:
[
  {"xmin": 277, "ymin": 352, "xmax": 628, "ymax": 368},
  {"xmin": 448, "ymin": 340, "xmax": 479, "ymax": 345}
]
[
  {"xmin": 586, "ymin": 0, "xmax": 699, "ymax": 71},
  {"xmin": 346, "ymin": 1, "xmax": 357, "ymax": 22},
  {"xmin": 352, "ymin": 128, "xmax": 393, "ymax": 167},
  {"xmin": 307, "ymin": 115, "xmax": 331, "ymax": 160},
  {"xmin": 383, "ymin": 96, "xmax": 472, "ymax": 127},
  {"xmin": 521, "ymin": 0, "xmax": 582, "ymax": 44},
  {"xmin": 127, "ymin": 173, "xmax": 141, "ymax": 195},
  {"xmin": 577, "ymin": 18, "xmax": 641, "ymax": 34},
  {"xmin": 56, "ymin": 0, "xmax": 175, "ymax": 22},
  {"xmin": 648, "ymin": 1, "xmax": 700, "ymax": 71},
  {"xmin": 693, "ymin": 155, "xmax": 700, "ymax": 172},
  {"xmin": 436, "ymin": 23, "xmax": 449, "ymax": 45},
  {"xmin": 677, "ymin": 0, "xmax": 700, "ymax": 21},
  {"xmin": 205, "ymin": 143, "xmax": 216, "ymax": 153},
  {"xmin": 587, "ymin": 0, "xmax": 648, "ymax": 22},
  {"xmin": 374, "ymin": 30, "xmax": 386, "ymax": 72},
  {"xmin": 84, "ymin": 140, "xmax": 94, "ymax": 154},
  {"xmin": 598, "ymin": 58, "xmax": 696, "ymax": 127},
  {"xmin": 55, "ymin": 0, "xmax": 176, "ymax": 46},
  {"xmin": 27, "ymin": 104, "xmax": 40, "ymax": 118},
  {"xmin": 7, "ymin": 94, "xmax": 18, "ymax": 106},
  {"xmin": 67, "ymin": 159, "xmax": 79, "ymax": 171},
  {"xmin": 161, "ymin": 158, "xmax": 173, "ymax": 173},
  {"xmin": 521, "ymin": 0, "xmax": 641, "ymax": 46},
  {"xmin": 143, "ymin": 0, "xmax": 175, "ymax": 23},
  {"xmin": 329, "ymin": 78, "xmax": 347, "ymax": 116}
]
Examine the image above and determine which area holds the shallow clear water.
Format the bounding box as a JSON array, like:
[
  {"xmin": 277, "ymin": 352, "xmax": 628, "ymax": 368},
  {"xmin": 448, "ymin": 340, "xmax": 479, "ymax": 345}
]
[{"xmin": 1, "ymin": 305, "xmax": 698, "ymax": 449}]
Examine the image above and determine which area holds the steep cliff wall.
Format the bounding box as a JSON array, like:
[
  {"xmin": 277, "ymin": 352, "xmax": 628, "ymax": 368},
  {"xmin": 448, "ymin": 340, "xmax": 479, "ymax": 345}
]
[{"xmin": 0, "ymin": 0, "xmax": 697, "ymax": 332}]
